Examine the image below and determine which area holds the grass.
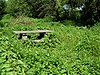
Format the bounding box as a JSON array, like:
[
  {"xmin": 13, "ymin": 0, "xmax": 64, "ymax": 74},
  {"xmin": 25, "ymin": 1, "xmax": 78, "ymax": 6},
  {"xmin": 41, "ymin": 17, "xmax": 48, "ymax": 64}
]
[{"xmin": 0, "ymin": 15, "xmax": 100, "ymax": 75}]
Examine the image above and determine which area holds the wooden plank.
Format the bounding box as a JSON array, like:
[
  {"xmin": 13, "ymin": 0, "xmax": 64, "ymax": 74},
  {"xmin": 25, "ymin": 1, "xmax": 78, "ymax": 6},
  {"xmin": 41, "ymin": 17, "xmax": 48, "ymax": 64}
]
[
  {"xmin": 34, "ymin": 40, "xmax": 41, "ymax": 42},
  {"xmin": 13, "ymin": 30, "xmax": 53, "ymax": 34}
]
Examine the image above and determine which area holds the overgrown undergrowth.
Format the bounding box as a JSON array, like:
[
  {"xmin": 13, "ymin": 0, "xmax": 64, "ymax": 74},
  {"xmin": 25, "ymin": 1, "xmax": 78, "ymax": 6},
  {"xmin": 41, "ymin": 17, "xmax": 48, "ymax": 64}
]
[{"xmin": 0, "ymin": 16, "xmax": 100, "ymax": 75}]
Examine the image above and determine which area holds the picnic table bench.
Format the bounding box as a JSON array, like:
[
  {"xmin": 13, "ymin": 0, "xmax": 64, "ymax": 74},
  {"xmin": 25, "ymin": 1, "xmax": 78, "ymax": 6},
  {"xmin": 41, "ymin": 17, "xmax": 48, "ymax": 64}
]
[{"xmin": 13, "ymin": 30, "xmax": 53, "ymax": 40}]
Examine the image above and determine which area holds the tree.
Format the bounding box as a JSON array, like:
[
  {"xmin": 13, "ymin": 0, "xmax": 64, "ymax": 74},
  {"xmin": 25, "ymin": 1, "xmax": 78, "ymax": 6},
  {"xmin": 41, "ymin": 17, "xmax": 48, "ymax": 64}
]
[
  {"xmin": 5, "ymin": 0, "xmax": 67, "ymax": 20},
  {"xmin": 26, "ymin": 0, "xmax": 55, "ymax": 18},
  {"xmin": 80, "ymin": 0, "xmax": 100, "ymax": 26},
  {"xmin": 0, "ymin": 0, "xmax": 6, "ymax": 20},
  {"xmin": 68, "ymin": 0, "xmax": 100, "ymax": 26},
  {"xmin": 6, "ymin": 0, "xmax": 32, "ymax": 17},
  {"xmin": 5, "ymin": 0, "xmax": 99, "ymax": 26}
]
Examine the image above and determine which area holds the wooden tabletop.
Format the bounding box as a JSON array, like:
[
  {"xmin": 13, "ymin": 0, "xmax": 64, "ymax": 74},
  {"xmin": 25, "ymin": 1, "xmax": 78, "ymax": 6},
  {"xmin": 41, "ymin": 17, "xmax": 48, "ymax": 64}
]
[{"xmin": 13, "ymin": 30, "xmax": 54, "ymax": 34}]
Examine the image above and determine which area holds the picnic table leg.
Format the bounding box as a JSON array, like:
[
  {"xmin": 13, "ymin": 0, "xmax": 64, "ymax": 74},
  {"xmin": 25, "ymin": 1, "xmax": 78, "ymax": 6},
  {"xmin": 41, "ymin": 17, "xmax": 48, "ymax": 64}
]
[
  {"xmin": 18, "ymin": 33, "xmax": 23, "ymax": 39},
  {"xmin": 37, "ymin": 32, "xmax": 46, "ymax": 39},
  {"xmin": 18, "ymin": 33, "xmax": 28, "ymax": 39},
  {"xmin": 22, "ymin": 33, "xmax": 28, "ymax": 39}
]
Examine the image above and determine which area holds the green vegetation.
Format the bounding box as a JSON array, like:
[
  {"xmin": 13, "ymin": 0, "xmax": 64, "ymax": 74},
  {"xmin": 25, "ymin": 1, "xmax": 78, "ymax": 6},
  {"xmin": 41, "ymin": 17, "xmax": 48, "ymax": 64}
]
[
  {"xmin": 5, "ymin": 0, "xmax": 100, "ymax": 26},
  {"xmin": 0, "ymin": 0, "xmax": 6, "ymax": 20},
  {"xmin": 0, "ymin": 15, "xmax": 100, "ymax": 75},
  {"xmin": 0, "ymin": 0, "xmax": 100, "ymax": 74}
]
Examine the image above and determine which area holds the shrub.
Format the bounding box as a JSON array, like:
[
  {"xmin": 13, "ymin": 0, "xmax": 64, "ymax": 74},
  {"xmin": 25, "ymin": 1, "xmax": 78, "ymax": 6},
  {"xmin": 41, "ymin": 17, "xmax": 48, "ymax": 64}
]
[{"xmin": 0, "ymin": 21, "xmax": 4, "ymax": 27}]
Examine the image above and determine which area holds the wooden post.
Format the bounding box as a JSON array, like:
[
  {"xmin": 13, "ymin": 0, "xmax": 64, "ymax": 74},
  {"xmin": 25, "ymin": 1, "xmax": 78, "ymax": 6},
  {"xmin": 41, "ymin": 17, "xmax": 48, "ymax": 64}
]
[
  {"xmin": 18, "ymin": 33, "xmax": 27, "ymax": 39},
  {"xmin": 22, "ymin": 33, "xmax": 27, "ymax": 39},
  {"xmin": 37, "ymin": 32, "xmax": 46, "ymax": 39}
]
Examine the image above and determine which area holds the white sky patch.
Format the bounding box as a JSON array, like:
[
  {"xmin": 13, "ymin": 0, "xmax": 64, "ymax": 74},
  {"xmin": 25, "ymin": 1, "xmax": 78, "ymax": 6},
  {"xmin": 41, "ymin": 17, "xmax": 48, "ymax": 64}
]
[
  {"xmin": 63, "ymin": 4, "xmax": 70, "ymax": 10},
  {"xmin": 76, "ymin": 5, "xmax": 84, "ymax": 11}
]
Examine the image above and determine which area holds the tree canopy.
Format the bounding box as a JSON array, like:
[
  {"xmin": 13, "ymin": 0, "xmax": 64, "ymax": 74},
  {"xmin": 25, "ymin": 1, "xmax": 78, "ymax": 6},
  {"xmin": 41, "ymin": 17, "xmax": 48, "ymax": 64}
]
[
  {"xmin": 1, "ymin": 0, "xmax": 100, "ymax": 26},
  {"xmin": 0, "ymin": 0, "xmax": 6, "ymax": 20}
]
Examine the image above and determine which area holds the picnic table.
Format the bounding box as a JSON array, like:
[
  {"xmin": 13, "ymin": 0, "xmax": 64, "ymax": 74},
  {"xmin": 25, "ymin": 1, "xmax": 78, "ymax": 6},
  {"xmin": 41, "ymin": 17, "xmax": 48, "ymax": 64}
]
[{"xmin": 13, "ymin": 30, "xmax": 53, "ymax": 40}]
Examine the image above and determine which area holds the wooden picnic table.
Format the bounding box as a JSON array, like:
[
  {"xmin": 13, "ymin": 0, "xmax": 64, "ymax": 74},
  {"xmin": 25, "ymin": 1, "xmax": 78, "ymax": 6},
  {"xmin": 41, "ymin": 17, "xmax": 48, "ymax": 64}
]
[{"xmin": 13, "ymin": 30, "xmax": 53, "ymax": 39}]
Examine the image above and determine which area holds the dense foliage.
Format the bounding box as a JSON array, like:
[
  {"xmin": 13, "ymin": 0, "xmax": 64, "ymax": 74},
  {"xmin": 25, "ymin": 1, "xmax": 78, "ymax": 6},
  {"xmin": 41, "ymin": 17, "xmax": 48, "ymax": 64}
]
[
  {"xmin": 0, "ymin": 0, "xmax": 6, "ymax": 20},
  {"xmin": 5, "ymin": 0, "xmax": 32, "ymax": 17},
  {"xmin": 0, "ymin": 0, "xmax": 100, "ymax": 74},
  {"xmin": 79, "ymin": 0, "xmax": 100, "ymax": 26},
  {"xmin": 5, "ymin": 0, "xmax": 100, "ymax": 26},
  {"xmin": 0, "ymin": 15, "xmax": 100, "ymax": 75}
]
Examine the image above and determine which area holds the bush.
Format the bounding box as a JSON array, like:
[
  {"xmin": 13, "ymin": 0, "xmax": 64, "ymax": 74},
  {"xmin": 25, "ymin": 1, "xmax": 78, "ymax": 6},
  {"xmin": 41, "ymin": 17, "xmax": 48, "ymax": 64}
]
[
  {"xmin": 0, "ymin": 14, "xmax": 13, "ymax": 27},
  {"xmin": 2, "ymin": 14, "xmax": 13, "ymax": 19},
  {"xmin": 61, "ymin": 20, "xmax": 75, "ymax": 26},
  {"xmin": 11, "ymin": 16, "xmax": 32, "ymax": 25},
  {"xmin": 0, "ymin": 21, "xmax": 4, "ymax": 27}
]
